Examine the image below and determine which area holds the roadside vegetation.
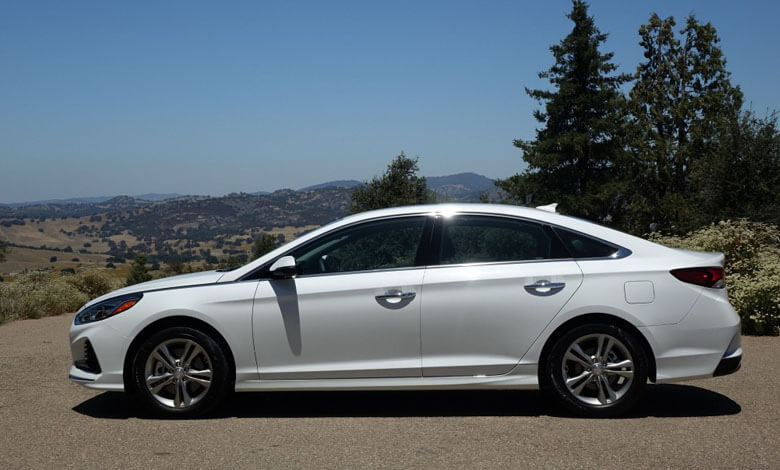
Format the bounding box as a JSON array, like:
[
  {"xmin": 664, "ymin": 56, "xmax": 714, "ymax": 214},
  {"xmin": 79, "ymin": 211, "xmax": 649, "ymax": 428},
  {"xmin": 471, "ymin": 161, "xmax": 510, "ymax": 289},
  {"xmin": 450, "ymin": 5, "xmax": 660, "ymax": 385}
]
[
  {"xmin": 651, "ymin": 221, "xmax": 780, "ymax": 335},
  {"xmin": 0, "ymin": 270, "xmax": 119, "ymax": 324}
]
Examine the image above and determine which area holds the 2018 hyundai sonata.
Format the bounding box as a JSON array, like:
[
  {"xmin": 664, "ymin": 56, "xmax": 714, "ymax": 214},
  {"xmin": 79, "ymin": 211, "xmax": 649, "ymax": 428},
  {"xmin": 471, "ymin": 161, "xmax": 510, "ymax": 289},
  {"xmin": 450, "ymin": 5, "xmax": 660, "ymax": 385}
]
[{"xmin": 69, "ymin": 203, "xmax": 741, "ymax": 417}]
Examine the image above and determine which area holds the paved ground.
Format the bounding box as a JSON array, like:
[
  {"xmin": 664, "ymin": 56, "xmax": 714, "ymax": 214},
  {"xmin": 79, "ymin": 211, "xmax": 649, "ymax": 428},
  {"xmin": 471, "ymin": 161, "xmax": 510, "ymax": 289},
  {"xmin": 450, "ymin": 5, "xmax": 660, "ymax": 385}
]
[{"xmin": 0, "ymin": 314, "xmax": 778, "ymax": 469}]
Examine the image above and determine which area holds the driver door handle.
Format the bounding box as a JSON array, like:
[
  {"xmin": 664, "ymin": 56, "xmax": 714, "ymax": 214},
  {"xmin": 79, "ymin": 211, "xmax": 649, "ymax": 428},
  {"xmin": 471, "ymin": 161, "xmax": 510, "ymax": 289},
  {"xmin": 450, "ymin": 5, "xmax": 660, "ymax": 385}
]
[
  {"xmin": 524, "ymin": 280, "xmax": 566, "ymax": 297},
  {"xmin": 375, "ymin": 291, "xmax": 417, "ymax": 301}
]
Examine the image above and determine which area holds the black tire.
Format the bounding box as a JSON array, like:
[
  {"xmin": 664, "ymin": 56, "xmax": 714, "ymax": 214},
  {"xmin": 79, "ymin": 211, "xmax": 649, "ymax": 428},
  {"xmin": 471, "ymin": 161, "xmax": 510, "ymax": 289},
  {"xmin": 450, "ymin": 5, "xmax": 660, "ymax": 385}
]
[
  {"xmin": 541, "ymin": 323, "xmax": 648, "ymax": 418},
  {"xmin": 130, "ymin": 326, "xmax": 231, "ymax": 417}
]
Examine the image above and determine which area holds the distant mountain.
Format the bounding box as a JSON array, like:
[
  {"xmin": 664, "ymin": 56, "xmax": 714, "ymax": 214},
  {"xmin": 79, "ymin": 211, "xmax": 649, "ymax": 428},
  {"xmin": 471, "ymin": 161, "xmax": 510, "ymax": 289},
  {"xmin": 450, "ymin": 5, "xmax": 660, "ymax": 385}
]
[
  {"xmin": 0, "ymin": 172, "xmax": 497, "ymax": 221},
  {"xmin": 7, "ymin": 193, "xmax": 183, "ymax": 208},
  {"xmin": 6, "ymin": 196, "xmax": 114, "ymax": 207},
  {"xmin": 427, "ymin": 172, "xmax": 496, "ymax": 202},
  {"xmin": 0, "ymin": 196, "xmax": 156, "ymax": 219},
  {"xmin": 427, "ymin": 172, "xmax": 494, "ymax": 191},
  {"xmin": 298, "ymin": 173, "xmax": 495, "ymax": 199},
  {"xmin": 299, "ymin": 180, "xmax": 362, "ymax": 191},
  {"xmin": 131, "ymin": 193, "xmax": 184, "ymax": 202}
]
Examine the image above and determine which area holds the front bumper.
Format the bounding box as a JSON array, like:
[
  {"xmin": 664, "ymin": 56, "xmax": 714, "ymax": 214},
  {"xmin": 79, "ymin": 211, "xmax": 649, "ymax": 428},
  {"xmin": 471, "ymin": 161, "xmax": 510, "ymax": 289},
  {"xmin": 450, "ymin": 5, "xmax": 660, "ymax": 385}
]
[{"xmin": 69, "ymin": 318, "xmax": 128, "ymax": 390}]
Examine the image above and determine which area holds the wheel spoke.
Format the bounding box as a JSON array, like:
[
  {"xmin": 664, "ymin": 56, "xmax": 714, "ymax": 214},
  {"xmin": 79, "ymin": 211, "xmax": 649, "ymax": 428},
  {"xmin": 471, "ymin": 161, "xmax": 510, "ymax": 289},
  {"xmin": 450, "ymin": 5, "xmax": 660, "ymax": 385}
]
[
  {"xmin": 174, "ymin": 379, "xmax": 182, "ymax": 407},
  {"xmin": 605, "ymin": 369, "xmax": 634, "ymax": 379},
  {"xmin": 566, "ymin": 370, "xmax": 591, "ymax": 389},
  {"xmin": 147, "ymin": 374, "xmax": 175, "ymax": 393},
  {"xmin": 157, "ymin": 344, "xmax": 179, "ymax": 368},
  {"xmin": 595, "ymin": 376, "xmax": 606, "ymax": 404},
  {"xmin": 572, "ymin": 374, "xmax": 594, "ymax": 395},
  {"xmin": 596, "ymin": 376, "xmax": 617, "ymax": 404},
  {"xmin": 595, "ymin": 335, "xmax": 605, "ymax": 362},
  {"xmin": 606, "ymin": 359, "xmax": 633, "ymax": 370},
  {"xmin": 564, "ymin": 352, "xmax": 591, "ymax": 369},
  {"xmin": 605, "ymin": 359, "xmax": 634, "ymax": 378},
  {"xmin": 570, "ymin": 343, "xmax": 592, "ymax": 364},
  {"xmin": 184, "ymin": 369, "xmax": 212, "ymax": 386},
  {"xmin": 179, "ymin": 341, "xmax": 193, "ymax": 365},
  {"xmin": 179, "ymin": 381, "xmax": 192, "ymax": 407},
  {"xmin": 183, "ymin": 343, "xmax": 204, "ymax": 368},
  {"xmin": 601, "ymin": 337, "xmax": 614, "ymax": 362},
  {"xmin": 603, "ymin": 376, "xmax": 617, "ymax": 401},
  {"xmin": 152, "ymin": 350, "xmax": 175, "ymax": 371}
]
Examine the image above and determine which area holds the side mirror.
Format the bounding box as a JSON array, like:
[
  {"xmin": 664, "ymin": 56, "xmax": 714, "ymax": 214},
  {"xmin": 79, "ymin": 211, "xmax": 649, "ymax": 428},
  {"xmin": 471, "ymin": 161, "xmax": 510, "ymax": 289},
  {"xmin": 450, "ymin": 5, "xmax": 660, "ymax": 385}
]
[{"xmin": 269, "ymin": 256, "xmax": 297, "ymax": 279}]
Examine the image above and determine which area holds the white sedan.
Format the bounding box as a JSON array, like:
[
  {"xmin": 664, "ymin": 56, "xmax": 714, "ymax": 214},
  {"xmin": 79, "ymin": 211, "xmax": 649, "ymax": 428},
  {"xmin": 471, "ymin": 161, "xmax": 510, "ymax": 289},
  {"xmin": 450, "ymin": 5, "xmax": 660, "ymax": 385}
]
[{"xmin": 69, "ymin": 203, "xmax": 742, "ymax": 417}]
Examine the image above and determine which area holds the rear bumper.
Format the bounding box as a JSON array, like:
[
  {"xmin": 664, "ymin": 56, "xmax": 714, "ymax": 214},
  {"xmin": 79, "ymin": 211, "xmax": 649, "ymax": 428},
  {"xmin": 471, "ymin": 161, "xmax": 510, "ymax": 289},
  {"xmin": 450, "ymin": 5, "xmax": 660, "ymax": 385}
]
[
  {"xmin": 640, "ymin": 285, "xmax": 742, "ymax": 383},
  {"xmin": 713, "ymin": 348, "xmax": 742, "ymax": 377}
]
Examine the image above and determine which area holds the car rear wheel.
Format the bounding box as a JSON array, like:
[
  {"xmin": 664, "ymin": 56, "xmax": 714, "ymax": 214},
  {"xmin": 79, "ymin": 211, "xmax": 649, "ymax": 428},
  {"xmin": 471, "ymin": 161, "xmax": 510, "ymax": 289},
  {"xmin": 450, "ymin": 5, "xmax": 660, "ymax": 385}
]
[
  {"xmin": 131, "ymin": 326, "xmax": 230, "ymax": 417},
  {"xmin": 543, "ymin": 323, "xmax": 648, "ymax": 418}
]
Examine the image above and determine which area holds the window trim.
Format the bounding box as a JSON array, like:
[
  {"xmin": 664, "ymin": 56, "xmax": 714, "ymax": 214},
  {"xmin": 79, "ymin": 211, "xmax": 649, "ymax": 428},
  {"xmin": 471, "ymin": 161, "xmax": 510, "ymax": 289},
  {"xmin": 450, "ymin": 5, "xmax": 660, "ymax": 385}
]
[
  {"xmin": 238, "ymin": 210, "xmax": 631, "ymax": 281},
  {"xmin": 427, "ymin": 212, "xmax": 631, "ymax": 268}
]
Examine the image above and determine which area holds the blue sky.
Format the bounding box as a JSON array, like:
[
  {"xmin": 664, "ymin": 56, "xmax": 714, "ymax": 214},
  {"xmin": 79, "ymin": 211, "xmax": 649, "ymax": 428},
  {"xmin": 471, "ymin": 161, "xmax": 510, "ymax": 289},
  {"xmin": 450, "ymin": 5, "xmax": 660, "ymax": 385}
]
[{"xmin": 1, "ymin": 0, "xmax": 778, "ymax": 203}]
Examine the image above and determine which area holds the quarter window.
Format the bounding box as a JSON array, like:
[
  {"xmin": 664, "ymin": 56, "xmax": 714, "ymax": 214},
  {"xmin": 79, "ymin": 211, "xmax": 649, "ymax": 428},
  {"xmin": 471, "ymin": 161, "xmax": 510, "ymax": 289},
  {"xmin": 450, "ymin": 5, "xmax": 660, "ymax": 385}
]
[
  {"xmin": 292, "ymin": 216, "xmax": 427, "ymax": 275},
  {"xmin": 553, "ymin": 227, "xmax": 620, "ymax": 258},
  {"xmin": 439, "ymin": 215, "xmax": 567, "ymax": 264}
]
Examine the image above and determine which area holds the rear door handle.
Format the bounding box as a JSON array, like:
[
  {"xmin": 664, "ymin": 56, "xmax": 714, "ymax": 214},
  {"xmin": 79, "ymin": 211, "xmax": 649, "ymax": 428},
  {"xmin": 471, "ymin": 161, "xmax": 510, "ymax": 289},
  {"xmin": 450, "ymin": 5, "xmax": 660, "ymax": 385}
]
[{"xmin": 524, "ymin": 280, "xmax": 565, "ymax": 297}]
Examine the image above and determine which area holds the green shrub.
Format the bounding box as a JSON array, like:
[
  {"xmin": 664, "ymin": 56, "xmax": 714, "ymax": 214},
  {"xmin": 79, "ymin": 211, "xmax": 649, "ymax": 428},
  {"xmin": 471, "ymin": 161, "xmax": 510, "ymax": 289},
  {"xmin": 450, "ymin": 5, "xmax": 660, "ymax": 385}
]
[
  {"xmin": 0, "ymin": 272, "xmax": 87, "ymax": 322},
  {"xmin": 0, "ymin": 269, "xmax": 118, "ymax": 323},
  {"xmin": 650, "ymin": 220, "xmax": 780, "ymax": 335},
  {"xmin": 64, "ymin": 269, "xmax": 118, "ymax": 299}
]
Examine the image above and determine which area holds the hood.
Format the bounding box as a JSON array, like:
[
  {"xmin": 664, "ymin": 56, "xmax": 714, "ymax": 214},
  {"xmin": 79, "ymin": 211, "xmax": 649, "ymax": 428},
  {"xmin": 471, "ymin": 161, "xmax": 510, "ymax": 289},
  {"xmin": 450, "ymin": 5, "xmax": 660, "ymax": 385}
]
[{"xmin": 80, "ymin": 270, "xmax": 226, "ymax": 310}]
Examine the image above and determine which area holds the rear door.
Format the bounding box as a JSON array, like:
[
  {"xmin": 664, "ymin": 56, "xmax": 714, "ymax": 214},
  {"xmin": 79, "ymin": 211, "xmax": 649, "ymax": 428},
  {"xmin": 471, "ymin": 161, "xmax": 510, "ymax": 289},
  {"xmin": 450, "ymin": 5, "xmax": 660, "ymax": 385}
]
[{"xmin": 421, "ymin": 214, "xmax": 583, "ymax": 376}]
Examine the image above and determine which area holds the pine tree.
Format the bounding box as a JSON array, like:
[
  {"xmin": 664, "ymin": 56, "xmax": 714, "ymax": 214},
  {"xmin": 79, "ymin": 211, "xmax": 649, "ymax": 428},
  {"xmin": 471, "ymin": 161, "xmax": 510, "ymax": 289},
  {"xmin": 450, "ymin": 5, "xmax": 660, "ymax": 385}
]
[
  {"xmin": 349, "ymin": 152, "xmax": 435, "ymax": 214},
  {"xmin": 627, "ymin": 14, "xmax": 743, "ymax": 233},
  {"xmin": 496, "ymin": 0, "xmax": 630, "ymax": 223},
  {"xmin": 694, "ymin": 111, "xmax": 780, "ymax": 224},
  {"xmin": 251, "ymin": 233, "xmax": 277, "ymax": 260},
  {"xmin": 126, "ymin": 254, "xmax": 152, "ymax": 286}
]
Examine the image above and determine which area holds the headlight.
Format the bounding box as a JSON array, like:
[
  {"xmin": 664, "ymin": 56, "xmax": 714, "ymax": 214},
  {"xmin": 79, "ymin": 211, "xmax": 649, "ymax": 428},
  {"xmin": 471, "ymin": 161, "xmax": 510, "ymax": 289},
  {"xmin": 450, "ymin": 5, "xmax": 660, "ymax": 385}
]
[{"xmin": 74, "ymin": 293, "xmax": 143, "ymax": 325}]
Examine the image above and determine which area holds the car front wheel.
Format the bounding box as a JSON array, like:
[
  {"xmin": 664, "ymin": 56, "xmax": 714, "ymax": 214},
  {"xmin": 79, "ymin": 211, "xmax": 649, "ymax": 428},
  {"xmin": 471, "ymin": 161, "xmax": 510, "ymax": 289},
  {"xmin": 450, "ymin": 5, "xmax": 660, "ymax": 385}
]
[
  {"xmin": 543, "ymin": 323, "xmax": 648, "ymax": 418},
  {"xmin": 131, "ymin": 326, "xmax": 230, "ymax": 417}
]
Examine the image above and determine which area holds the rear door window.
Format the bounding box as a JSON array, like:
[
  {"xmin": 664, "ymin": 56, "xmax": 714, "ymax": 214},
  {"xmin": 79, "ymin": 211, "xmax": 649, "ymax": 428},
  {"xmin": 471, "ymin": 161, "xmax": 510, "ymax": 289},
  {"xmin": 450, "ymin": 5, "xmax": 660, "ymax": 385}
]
[{"xmin": 438, "ymin": 215, "xmax": 568, "ymax": 264}]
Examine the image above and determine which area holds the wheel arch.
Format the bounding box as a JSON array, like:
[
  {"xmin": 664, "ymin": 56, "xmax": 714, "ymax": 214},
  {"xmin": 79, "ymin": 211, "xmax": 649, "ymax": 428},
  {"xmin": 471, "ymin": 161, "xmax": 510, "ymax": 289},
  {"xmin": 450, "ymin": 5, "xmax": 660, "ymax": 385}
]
[
  {"xmin": 538, "ymin": 313, "xmax": 657, "ymax": 383},
  {"xmin": 122, "ymin": 315, "xmax": 237, "ymax": 391}
]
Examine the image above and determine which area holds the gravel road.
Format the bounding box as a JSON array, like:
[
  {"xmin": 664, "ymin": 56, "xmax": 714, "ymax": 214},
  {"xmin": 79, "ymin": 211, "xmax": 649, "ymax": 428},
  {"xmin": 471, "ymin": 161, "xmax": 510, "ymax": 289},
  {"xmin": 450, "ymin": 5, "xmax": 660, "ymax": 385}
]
[{"xmin": 1, "ymin": 314, "xmax": 778, "ymax": 469}]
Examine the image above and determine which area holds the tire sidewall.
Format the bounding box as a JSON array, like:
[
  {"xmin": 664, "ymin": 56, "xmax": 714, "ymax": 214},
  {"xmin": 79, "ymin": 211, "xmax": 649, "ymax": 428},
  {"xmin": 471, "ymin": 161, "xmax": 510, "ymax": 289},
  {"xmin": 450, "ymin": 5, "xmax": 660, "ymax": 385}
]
[
  {"xmin": 131, "ymin": 326, "xmax": 230, "ymax": 417},
  {"xmin": 544, "ymin": 323, "xmax": 648, "ymax": 418}
]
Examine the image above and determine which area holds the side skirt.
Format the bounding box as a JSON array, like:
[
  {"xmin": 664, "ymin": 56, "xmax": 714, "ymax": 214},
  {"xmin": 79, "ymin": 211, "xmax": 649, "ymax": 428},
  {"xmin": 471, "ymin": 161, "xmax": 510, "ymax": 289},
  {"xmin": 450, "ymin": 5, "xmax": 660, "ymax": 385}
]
[{"xmin": 234, "ymin": 364, "xmax": 539, "ymax": 392}]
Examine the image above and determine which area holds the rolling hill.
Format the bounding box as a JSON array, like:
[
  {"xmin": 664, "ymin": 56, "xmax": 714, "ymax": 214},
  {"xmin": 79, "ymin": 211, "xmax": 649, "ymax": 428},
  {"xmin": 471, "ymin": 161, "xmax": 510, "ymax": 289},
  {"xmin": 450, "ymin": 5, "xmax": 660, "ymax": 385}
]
[{"xmin": 0, "ymin": 173, "xmax": 498, "ymax": 274}]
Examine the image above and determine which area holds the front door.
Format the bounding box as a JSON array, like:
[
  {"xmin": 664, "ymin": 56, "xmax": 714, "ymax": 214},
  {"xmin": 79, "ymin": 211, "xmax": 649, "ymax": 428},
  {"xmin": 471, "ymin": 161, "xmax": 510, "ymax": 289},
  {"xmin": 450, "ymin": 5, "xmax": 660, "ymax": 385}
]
[{"xmin": 253, "ymin": 215, "xmax": 430, "ymax": 379}]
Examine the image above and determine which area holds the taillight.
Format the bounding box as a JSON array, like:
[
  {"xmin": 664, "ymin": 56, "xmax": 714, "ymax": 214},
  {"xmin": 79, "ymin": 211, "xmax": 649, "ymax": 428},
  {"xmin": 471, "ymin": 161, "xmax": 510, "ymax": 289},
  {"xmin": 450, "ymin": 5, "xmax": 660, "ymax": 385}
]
[{"xmin": 670, "ymin": 267, "xmax": 725, "ymax": 288}]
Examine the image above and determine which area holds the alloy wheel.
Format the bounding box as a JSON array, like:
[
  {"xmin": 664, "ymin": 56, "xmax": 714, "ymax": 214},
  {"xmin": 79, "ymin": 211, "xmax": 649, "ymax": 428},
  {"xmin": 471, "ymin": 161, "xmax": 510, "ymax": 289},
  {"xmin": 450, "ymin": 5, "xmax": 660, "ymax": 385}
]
[
  {"xmin": 144, "ymin": 338, "xmax": 213, "ymax": 409},
  {"xmin": 561, "ymin": 333, "xmax": 634, "ymax": 406}
]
